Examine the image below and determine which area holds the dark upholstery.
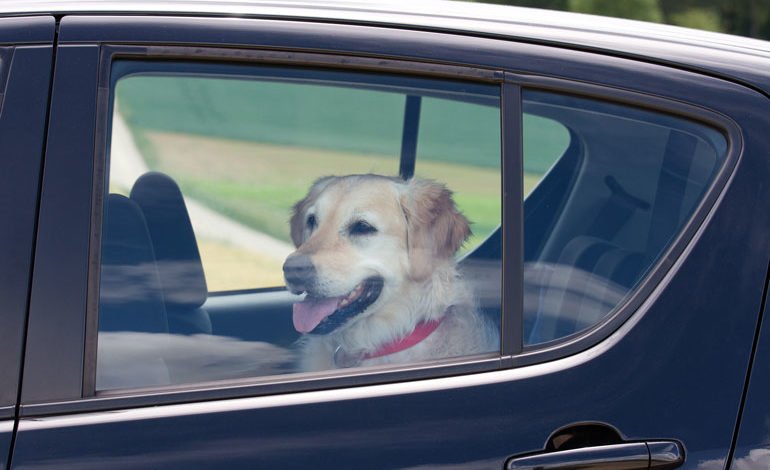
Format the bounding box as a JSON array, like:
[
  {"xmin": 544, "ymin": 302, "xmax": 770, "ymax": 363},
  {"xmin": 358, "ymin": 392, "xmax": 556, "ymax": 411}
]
[
  {"xmin": 130, "ymin": 172, "xmax": 212, "ymax": 334},
  {"xmin": 99, "ymin": 194, "xmax": 168, "ymax": 334},
  {"xmin": 97, "ymin": 194, "xmax": 172, "ymax": 389}
]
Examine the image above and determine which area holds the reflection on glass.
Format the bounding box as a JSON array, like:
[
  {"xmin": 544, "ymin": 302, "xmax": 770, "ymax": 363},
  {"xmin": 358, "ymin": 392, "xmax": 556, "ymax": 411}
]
[
  {"xmin": 97, "ymin": 63, "xmax": 502, "ymax": 390},
  {"xmin": 523, "ymin": 91, "xmax": 727, "ymax": 345},
  {"xmin": 97, "ymin": 332, "xmax": 295, "ymax": 390}
]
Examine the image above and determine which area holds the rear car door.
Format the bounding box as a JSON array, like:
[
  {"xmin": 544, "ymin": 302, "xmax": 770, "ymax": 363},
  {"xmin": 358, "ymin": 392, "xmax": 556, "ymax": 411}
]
[
  {"xmin": 0, "ymin": 15, "xmax": 55, "ymax": 469},
  {"xmin": 12, "ymin": 14, "xmax": 770, "ymax": 469}
]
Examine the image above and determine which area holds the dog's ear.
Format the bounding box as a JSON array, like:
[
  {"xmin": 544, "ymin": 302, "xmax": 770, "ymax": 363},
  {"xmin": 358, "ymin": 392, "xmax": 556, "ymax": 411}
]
[
  {"xmin": 400, "ymin": 178, "xmax": 471, "ymax": 280},
  {"xmin": 290, "ymin": 176, "xmax": 336, "ymax": 247}
]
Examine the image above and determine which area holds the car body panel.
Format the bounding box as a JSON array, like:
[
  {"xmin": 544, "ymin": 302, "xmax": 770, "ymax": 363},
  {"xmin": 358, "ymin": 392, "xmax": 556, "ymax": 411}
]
[
  {"xmin": 0, "ymin": 15, "xmax": 54, "ymax": 410},
  {"xmin": 731, "ymin": 285, "xmax": 770, "ymax": 469},
  {"xmin": 0, "ymin": 15, "xmax": 54, "ymax": 45},
  {"xmin": 9, "ymin": 12, "xmax": 770, "ymax": 470},
  {"xmin": 0, "ymin": 14, "xmax": 55, "ymax": 468},
  {"xmin": 20, "ymin": 43, "xmax": 100, "ymax": 406},
  {"xmin": 19, "ymin": 12, "xmax": 770, "ymax": 408},
  {"xmin": 0, "ymin": 422, "xmax": 14, "ymax": 469},
  {"xmin": 0, "ymin": 1, "xmax": 768, "ymax": 93}
]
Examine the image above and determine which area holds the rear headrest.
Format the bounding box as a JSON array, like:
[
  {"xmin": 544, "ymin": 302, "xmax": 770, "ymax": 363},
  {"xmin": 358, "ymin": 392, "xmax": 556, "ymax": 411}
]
[
  {"xmin": 130, "ymin": 172, "xmax": 208, "ymax": 309},
  {"xmin": 99, "ymin": 194, "xmax": 168, "ymax": 334}
]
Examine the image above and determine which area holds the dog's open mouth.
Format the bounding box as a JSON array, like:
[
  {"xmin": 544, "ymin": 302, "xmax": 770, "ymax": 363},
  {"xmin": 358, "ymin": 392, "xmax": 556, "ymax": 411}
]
[{"xmin": 292, "ymin": 277, "xmax": 384, "ymax": 335}]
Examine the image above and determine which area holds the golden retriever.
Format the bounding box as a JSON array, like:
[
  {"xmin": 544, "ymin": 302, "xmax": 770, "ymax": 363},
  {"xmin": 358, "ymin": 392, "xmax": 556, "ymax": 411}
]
[{"xmin": 283, "ymin": 174, "xmax": 499, "ymax": 371}]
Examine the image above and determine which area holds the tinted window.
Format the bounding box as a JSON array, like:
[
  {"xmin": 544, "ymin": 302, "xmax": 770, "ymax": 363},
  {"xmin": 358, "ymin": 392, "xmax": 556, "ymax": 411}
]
[
  {"xmin": 523, "ymin": 90, "xmax": 727, "ymax": 345},
  {"xmin": 98, "ymin": 62, "xmax": 502, "ymax": 390}
]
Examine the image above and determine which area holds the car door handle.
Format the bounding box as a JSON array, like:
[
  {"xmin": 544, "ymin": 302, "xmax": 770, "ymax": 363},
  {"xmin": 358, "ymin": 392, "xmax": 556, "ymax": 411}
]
[{"xmin": 506, "ymin": 440, "xmax": 684, "ymax": 470}]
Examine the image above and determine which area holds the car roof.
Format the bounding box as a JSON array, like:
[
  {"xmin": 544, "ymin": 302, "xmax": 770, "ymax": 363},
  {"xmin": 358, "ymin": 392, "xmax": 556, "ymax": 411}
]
[{"xmin": 3, "ymin": 0, "xmax": 770, "ymax": 94}]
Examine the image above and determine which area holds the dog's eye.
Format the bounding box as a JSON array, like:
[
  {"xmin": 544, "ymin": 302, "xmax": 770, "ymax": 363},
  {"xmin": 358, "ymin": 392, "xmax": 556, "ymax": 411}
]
[
  {"xmin": 349, "ymin": 220, "xmax": 377, "ymax": 236},
  {"xmin": 306, "ymin": 214, "xmax": 317, "ymax": 230}
]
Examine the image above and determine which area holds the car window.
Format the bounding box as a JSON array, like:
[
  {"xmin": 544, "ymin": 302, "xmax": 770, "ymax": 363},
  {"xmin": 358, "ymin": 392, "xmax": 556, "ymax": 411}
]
[
  {"xmin": 97, "ymin": 61, "xmax": 502, "ymax": 390},
  {"xmin": 523, "ymin": 113, "xmax": 570, "ymax": 195},
  {"xmin": 522, "ymin": 90, "xmax": 727, "ymax": 345}
]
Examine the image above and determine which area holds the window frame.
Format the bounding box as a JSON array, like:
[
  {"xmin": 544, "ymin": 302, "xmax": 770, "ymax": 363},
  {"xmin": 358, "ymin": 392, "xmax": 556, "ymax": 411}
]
[
  {"xmin": 82, "ymin": 45, "xmax": 516, "ymax": 400},
  {"xmin": 105, "ymin": 56, "xmax": 505, "ymax": 295},
  {"xmin": 510, "ymin": 74, "xmax": 741, "ymax": 367},
  {"xmin": 19, "ymin": 14, "xmax": 748, "ymax": 417},
  {"xmin": 84, "ymin": 45, "xmax": 740, "ymax": 401}
]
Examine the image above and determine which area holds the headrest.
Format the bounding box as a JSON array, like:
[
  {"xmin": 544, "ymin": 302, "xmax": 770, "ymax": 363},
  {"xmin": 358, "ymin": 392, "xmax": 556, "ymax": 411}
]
[
  {"xmin": 131, "ymin": 172, "xmax": 208, "ymax": 309},
  {"xmin": 99, "ymin": 194, "xmax": 168, "ymax": 334}
]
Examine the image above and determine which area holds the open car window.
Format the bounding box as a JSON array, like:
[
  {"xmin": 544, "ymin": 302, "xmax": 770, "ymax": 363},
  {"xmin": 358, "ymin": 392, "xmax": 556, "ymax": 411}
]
[{"xmin": 98, "ymin": 61, "xmax": 502, "ymax": 390}]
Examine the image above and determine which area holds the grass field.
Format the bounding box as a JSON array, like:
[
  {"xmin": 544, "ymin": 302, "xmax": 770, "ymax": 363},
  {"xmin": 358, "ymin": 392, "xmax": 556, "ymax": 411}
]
[
  {"xmin": 126, "ymin": 128, "xmax": 545, "ymax": 291},
  {"xmin": 197, "ymin": 238, "xmax": 286, "ymax": 288},
  {"xmin": 135, "ymin": 129, "xmax": 504, "ymax": 247},
  {"xmin": 118, "ymin": 75, "xmax": 569, "ymax": 171},
  {"xmin": 114, "ymin": 74, "xmax": 568, "ymax": 291}
]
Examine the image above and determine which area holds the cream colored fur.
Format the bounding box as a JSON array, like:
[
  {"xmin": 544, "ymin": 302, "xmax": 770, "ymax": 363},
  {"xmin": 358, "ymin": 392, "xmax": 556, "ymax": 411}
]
[{"xmin": 286, "ymin": 174, "xmax": 499, "ymax": 371}]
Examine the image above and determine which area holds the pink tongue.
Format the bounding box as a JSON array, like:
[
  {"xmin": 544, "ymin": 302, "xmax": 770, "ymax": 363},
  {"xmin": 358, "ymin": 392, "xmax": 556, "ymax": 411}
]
[{"xmin": 293, "ymin": 296, "xmax": 343, "ymax": 333}]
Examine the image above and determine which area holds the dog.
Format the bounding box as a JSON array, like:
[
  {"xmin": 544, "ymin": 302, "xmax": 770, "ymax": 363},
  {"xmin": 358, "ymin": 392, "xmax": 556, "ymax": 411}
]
[{"xmin": 283, "ymin": 174, "xmax": 499, "ymax": 371}]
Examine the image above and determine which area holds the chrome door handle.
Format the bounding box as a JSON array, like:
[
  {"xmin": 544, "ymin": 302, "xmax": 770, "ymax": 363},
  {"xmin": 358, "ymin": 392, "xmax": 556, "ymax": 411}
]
[{"xmin": 506, "ymin": 440, "xmax": 684, "ymax": 470}]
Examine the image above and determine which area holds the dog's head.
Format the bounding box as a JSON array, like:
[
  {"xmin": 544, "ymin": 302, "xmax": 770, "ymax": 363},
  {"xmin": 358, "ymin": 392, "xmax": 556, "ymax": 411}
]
[{"xmin": 283, "ymin": 174, "xmax": 470, "ymax": 335}]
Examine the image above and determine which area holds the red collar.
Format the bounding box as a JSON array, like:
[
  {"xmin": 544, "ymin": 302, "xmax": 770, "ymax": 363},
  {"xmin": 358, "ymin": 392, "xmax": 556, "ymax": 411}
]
[
  {"xmin": 333, "ymin": 317, "xmax": 445, "ymax": 368},
  {"xmin": 363, "ymin": 317, "xmax": 443, "ymax": 360}
]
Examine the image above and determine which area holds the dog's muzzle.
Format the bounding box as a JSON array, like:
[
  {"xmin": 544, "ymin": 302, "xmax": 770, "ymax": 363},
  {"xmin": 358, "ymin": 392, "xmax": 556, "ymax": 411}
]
[
  {"xmin": 283, "ymin": 253, "xmax": 316, "ymax": 294},
  {"xmin": 284, "ymin": 254, "xmax": 384, "ymax": 335}
]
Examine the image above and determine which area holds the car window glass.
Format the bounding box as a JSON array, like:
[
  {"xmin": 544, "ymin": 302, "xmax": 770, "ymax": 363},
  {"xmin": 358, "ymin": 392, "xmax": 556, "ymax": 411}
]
[
  {"xmin": 522, "ymin": 90, "xmax": 727, "ymax": 345},
  {"xmin": 523, "ymin": 114, "xmax": 570, "ymax": 195},
  {"xmin": 414, "ymin": 96, "xmax": 501, "ymax": 253},
  {"xmin": 98, "ymin": 62, "xmax": 502, "ymax": 390}
]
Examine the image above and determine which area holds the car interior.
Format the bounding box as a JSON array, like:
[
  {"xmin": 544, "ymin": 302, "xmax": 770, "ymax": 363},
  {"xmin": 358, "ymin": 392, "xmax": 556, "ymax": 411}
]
[{"xmin": 522, "ymin": 91, "xmax": 724, "ymax": 344}]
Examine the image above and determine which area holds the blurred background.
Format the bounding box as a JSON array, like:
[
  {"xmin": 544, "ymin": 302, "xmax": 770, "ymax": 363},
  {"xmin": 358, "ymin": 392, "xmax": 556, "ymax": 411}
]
[{"xmin": 465, "ymin": 0, "xmax": 770, "ymax": 40}]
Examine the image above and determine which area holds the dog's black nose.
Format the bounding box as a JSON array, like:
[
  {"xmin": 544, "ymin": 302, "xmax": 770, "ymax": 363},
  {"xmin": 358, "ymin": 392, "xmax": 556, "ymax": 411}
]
[{"xmin": 283, "ymin": 253, "xmax": 316, "ymax": 292}]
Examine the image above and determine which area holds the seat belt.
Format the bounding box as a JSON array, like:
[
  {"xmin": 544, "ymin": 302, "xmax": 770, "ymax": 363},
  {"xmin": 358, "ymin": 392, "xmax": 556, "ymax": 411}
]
[{"xmin": 587, "ymin": 175, "xmax": 650, "ymax": 240}]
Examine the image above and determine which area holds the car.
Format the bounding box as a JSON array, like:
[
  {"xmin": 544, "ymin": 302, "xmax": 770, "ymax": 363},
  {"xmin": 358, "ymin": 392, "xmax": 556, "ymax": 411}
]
[{"xmin": 1, "ymin": 0, "xmax": 769, "ymax": 468}]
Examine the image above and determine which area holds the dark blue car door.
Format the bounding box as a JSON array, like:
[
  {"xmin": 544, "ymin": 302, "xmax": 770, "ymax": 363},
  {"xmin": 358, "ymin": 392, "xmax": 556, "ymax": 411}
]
[
  {"xmin": 0, "ymin": 15, "xmax": 55, "ymax": 470},
  {"xmin": 731, "ymin": 276, "xmax": 770, "ymax": 468},
  {"xmin": 11, "ymin": 14, "xmax": 770, "ymax": 470}
]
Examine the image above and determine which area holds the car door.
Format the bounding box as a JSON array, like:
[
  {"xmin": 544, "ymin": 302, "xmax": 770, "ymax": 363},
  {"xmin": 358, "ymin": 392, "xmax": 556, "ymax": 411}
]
[
  {"xmin": 731, "ymin": 277, "xmax": 770, "ymax": 469},
  {"xmin": 0, "ymin": 15, "xmax": 55, "ymax": 469},
  {"xmin": 12, "ymin": 14, "xmax": 770, "ymax": 469}
]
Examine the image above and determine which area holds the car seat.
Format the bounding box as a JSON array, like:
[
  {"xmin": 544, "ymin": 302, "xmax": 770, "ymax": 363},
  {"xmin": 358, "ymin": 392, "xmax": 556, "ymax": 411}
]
[
  {"xmin": 97, "ymin": 193, "xmax": 171, "ymax": 388},
  {"xmin": 130, "ymin": 172, "xmax": 212, "ymax": 335}
]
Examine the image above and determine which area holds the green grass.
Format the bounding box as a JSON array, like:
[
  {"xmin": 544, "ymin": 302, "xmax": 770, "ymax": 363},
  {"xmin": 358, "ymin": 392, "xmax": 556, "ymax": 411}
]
[
  {"xmin": 114, "ymin": 74, "xmax": 566, "ymax": 290},
  {"xmin": 131, "ymin": 128, "xmax": 505, "ymax": 244},
  {"xmin": 118, "ymin": 125, "xmax": 552, "ymax": 291},
  {"xmin": 178, "ymin": 179, "xmax": 303, "ymax": 241},
  {"xmin": 126, "ymin": 125, "xmax": 549, "ymax": 247},
  {"xmin": 524, "ymin": 114, "xmax": 570, "ymax": 174},
  {"xmin": 197, "ymin": 238, "xmax": 285, "ymax": 291},
  {"xmin": 119, "ymin": 76, "xmax": 568, "ymax": 174},
  {"xmin": 117, "ymin": 76, "xmax": 503, "ymax": 169}
]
